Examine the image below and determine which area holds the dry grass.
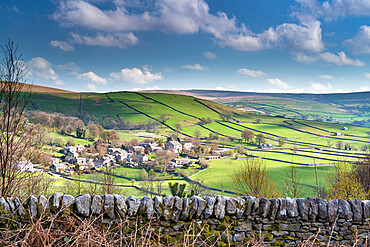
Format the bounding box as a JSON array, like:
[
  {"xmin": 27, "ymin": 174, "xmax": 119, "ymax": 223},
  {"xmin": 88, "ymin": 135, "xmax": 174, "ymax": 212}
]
[
  {"xmin": 15, "ymin": 82, "xmax": 77, "ymax": 94},
  {"xmin": 0, "ymin": 210, "xmax": 367, "ymax": 247}
]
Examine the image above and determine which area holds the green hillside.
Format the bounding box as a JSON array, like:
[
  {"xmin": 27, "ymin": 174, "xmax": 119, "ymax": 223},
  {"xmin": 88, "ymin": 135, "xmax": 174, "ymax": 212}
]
[
  {"xmin": 181, "ymin": 90, "xmax": 370, "ymax": 127},
  {"xmin": 30, "ymin": 91, "xmax": 370, "ymax": 197}
]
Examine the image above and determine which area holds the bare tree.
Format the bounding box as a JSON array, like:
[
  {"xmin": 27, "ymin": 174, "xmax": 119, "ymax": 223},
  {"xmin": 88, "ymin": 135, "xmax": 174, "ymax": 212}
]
[
  {"xmin": 232, "ymin": 157, "xmax": 280, "ymax": 198},
  {"xmin": 188, "ymin": 178, "xmax": 206, "ymax": 196},
  {"xmin": 283, "ymin": 166, "xmax": 302, "ymax": 198},
  {"xmin": 98, "ymin": 164, "xmax": 120, "ymax": 195},
  {"xmin": 0, "ymin": 39, "xmax": 45, "ymax": 197},
  {"xmin": 155, "ymin": 150, "xmax": 176, "ymax": 172}
]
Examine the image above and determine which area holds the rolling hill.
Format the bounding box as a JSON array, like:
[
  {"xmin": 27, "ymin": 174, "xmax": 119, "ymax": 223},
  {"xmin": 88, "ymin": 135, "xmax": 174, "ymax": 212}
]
[
  {"xmin": 142, "ymin": 89, "xmax": 370, "ymax": 127},
  {"xmin": 29, "ymin": 87, "xmax": 370, "ymax": 197}
]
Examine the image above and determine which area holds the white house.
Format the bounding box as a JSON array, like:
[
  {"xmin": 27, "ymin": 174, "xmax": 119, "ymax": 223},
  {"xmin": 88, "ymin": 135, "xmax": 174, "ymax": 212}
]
[
  {"xmin": 165, "ymin": 141, "xmax": 182, "ymax": 153},
  {"xmin": 15, "ymin": 160, "xmax": 34, "ymax": 172},
  {"xmin": 183, "ymin": 143, "xmax": 193, "ymax": 151},
  {"xmin": 50, "ymin": 163, "xmax": 67, "ymax": 172}
]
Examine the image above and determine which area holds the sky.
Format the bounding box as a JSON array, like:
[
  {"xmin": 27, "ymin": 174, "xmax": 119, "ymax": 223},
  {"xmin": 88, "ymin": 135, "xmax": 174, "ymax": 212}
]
[{"xmin": 1, "ymin": 0, "xmax": 370, "ymax": 93}]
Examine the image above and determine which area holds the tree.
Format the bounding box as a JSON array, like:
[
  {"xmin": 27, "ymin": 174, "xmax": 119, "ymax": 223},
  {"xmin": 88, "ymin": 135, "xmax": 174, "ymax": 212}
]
[
  {"xmin": 325, "ymin": 163, "xmax": 367, "ymax": 200},
  {"xmin": 194, "ymin": 129, "xmax": 202, "ymax": 139},
  {"xmin": 189, "ymin": 179, "xmax": 206, "ymax": 196},
  {"xmin": 336, "ymin": 140, "xmax": 344, "ymax": 150},
  {"xmin": 283, "ymin": 166, "xmax": 302, "ymax": 198},
  {"xmin": 159, "ymin": 114, "xmax": 170, "ymax": 123},
  {"xmin": 155, "ymin": 150, "xmax": 176, "ymax": 172},
  {"xmin": 169, "ymin": 182, "xmax": 194, "ymax": 198},
  {"xmin": 88, "ymin": 123, "xmax": 103, "ymax": 140},
  {"xmin": 174, "ymin": 122, "xmax": 182, "ymax": 131},
  {"xmin": 76, "ymin": 126, "xmax": 86, "ymax": 139},
  {"xmin": 234, "ymin": 145, "xmax": 245, "ymax": 155},
  {"xmin": 278, "ymin": 138, "xmax": 286, "ymax": 147},
  {"xmin": 255, "ymin": 134, "xmax": 266, "ymax": 146},
  {"xmin": 241, "ymin": 129, "xmax": 254, "ymax": 143},
  {"xmin": 352, "ymin": 153, "xmax": 370, "ymax": 197},
  {"xmin": 0, "ymin": 39, "xmax": 46, "ymax": 197},
  {"xmin": 232, "ymin": 157, "xmax": 280, "ymax": 198},
  {"xmin": 255, "ymin": 118, "xmax": 262, "ymax": 124},
  {"xmin": 98, "ymin": 164, "xmax": 120, "ymax": 195}
]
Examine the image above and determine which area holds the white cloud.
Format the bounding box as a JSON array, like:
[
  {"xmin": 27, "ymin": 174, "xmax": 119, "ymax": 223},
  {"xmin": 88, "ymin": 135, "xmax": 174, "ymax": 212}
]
[
  {"xmin": 360, "ymin": 86, "xmax": 369, "ymax": 91},
  {"xmin": 27, "ymin": 57, "xmax": 58, "ymax": 81},
  {"xmin": 365, "ymin": 72, "xmax": 370, "ymax": 79},
  {"xmin": 292, "ymin": 0, "xmax": 370, "ymax": 22},
  {"xmin": 237, "ymin": 68, "xmax": 266, "ymax": 77},
  {"xmin": 293, "ymin": 52, "xmax": 318, "ymax": 63},
  {"xmin": 52, "ymin": 0, "xmax": 324, "ymax": 53},
  {"xmin": 309, "ymin": 81, "xmax": 333, "ymax": 92},
  {"xmin": 203, "ymin": 51, "xmax": 217, "ymax": 59},
  {"xmin": 110, "ymin": 67, "xmax": 163, "ymax": 84},
  {"xmin": 182, "ymin": 64, "xmax": 209, "ymax": 71},
  {"xmin": 344, "ymin": 25, "xmax": 370, "ymax": 54},
  {"xmin": 54, "ymin": 80, "xmax": 65, "ymax": 85},
  {"xmin": 319, "ymin": 74, "xmax": 334, "ymax": 80},
  {"xmin": 77, "ymin": 71, "xmax": 107, "ymax": 85},
  {"xmin": 319, "ymin": 51, "xmax": 365, "ymax": 66},
  {"xmin": 70, "ymin": 32, "xmax": 138, "ymax": 48},
  {"xmin": 86, "ymin": 83, "xmax": 98, "ymax": 91},
  {"xmin": 266, "ymin": 78, "xmax": 291, "ymax": 89},
  {"xmin": 57, "ymin": 62, "xmax": 82, "ymax": 75},
  {"xmin": 50, "ymin": 40, "xmax": 75, "ymax": 51}
]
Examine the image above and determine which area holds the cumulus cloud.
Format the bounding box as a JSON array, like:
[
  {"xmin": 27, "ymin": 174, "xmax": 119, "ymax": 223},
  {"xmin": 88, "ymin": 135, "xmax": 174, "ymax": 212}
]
[
  {"xmin": 110, "ymin": 67, "xmax": 163, "ymax": 84},
  {"xmin": 182, "ymin": 64, "xmax": 209, "ymax": 71},
  {"xmin": 292, "ymin": 0, "xmax": 370, "ymax": 22},
  {"xmin": 309, "ymin": 81, "xmax": 333, "ymax": 92},
  {"xmin": 27, "ymin": 57, "xmax": 58, "ymax": 81},
  {"xmin": 293, "ymin": 52, "xmax": 318, "ymax": 63},
  {"xmin": 203, "ymin": 51, "xmax": 217, "ymax": 59},
  {"xmin": 50, "ymin": 40, "xmax": 75, "ymax": 51},
  {"xmin": 266, "ymin": 78, "xmax": 291, "ymax": 89},
  {"xmin": 77, "ymin": 71, "xmax": 107, "ymax": 85},
  {"xmin": 237, "ymin": 68, "xmax": 266, "ymax": 77},
  {"xmin": 344, "ymin": 25, "xmax": 370, "ymax": 54},
  {"xmin": 52, "ymin": 0, "xmax": 324, "ymax": 53},
  {"xmin": 319, "ymin": 74, "xmax": 334, "ymax": 80},
  {"xmin": 319, "ymin": 51, "xmax": 365, "ymax": 66}
]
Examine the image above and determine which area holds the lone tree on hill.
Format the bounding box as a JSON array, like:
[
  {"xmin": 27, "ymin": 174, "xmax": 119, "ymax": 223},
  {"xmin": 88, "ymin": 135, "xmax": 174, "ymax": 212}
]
[{"xmin": 0, "ymin": 39, "xmax": 46, "ymax": 198}]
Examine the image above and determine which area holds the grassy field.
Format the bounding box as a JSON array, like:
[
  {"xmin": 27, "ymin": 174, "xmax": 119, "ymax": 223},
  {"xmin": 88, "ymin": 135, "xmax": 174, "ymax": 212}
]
[
  {"xmin": 191, "ymin": 157, "xmax": 334, "ymax": 198},
  {"xmin": 180, "ymin": 90, "xmax": 370, "ymax": 127},
  {"xmin": 29, "ymin": 89, "xmax": 370, "ymax": 198}
]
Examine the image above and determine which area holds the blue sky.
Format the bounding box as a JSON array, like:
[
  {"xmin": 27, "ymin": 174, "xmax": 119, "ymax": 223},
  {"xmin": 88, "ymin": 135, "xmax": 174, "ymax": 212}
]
[{"xmin": 1, "ymin": 0, "xmax": 370, "ymax": 93}]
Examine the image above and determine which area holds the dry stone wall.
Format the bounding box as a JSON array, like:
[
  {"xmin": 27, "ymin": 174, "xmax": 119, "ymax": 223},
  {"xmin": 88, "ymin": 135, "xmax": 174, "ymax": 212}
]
[{"xmin": 1, "ymin": 194, "xmax": 370, "ymax": 245}]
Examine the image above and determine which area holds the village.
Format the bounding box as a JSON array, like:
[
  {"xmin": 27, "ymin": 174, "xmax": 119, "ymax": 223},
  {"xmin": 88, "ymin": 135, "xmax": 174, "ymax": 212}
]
[{"xmin": 47, "ymin": 139, "xmax": 237, "ymax": 175}]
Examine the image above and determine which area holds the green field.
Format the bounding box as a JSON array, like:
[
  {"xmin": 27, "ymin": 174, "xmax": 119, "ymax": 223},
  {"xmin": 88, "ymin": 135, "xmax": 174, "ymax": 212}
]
[{"xmin": 182, "ymin": 90, "xmax": 370, "ymax": 127}]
